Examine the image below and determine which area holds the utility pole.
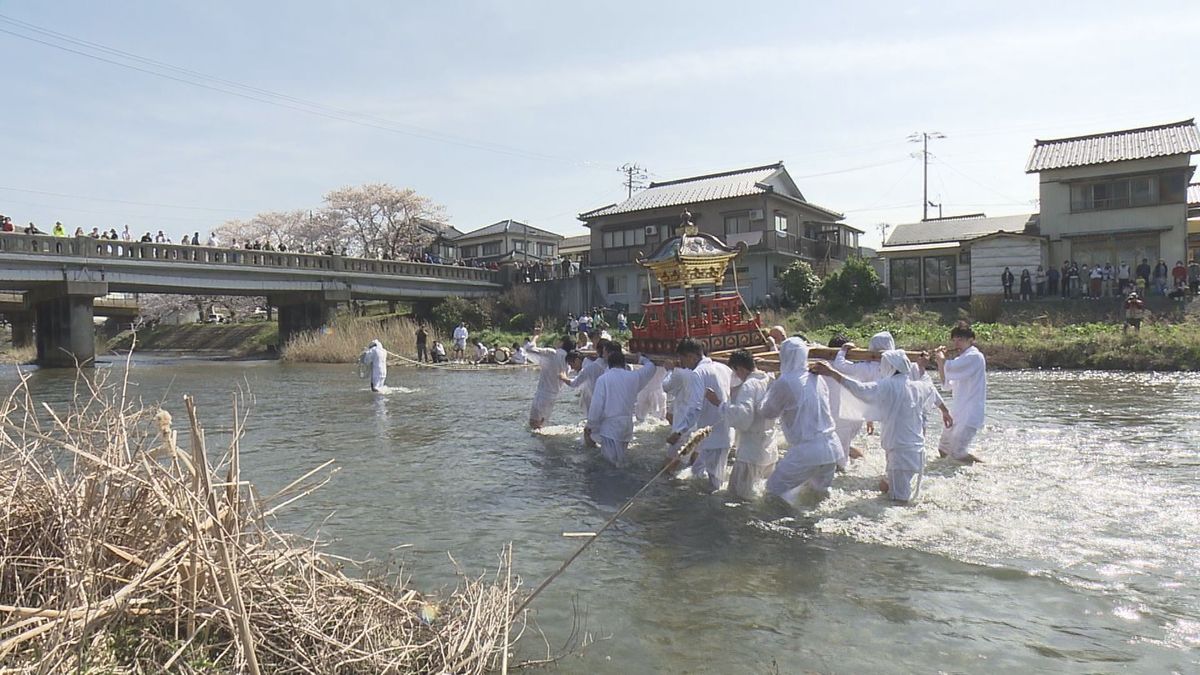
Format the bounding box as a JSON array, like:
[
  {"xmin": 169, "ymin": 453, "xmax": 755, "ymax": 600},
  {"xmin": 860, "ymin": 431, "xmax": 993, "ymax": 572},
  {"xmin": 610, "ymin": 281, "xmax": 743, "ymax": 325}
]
[
  {"xmin": 617, "ymin": 163, "xmax": 648, "ymax": 199},
  {"xmin": 908, "ymin": 131, "xmax": 945, "ymax": 221},
  {"xmin": 876, "ymin": 222, "xmax": 891, "ymax": 246}
]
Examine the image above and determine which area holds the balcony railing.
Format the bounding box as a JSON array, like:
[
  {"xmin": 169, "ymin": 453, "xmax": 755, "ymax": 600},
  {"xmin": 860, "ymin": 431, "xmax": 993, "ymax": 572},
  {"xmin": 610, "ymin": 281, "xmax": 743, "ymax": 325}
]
[{"xmin": 0, "ymin": 233, "xmax": 499, "ymax": 283}]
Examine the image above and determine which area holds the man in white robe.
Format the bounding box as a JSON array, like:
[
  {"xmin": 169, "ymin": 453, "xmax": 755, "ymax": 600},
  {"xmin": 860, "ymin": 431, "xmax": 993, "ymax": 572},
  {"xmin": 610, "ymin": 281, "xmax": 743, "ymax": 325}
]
[
  {"xmin": 677, "ymin": 338, "xmax": 733, "ymax": 490},
  {"xmin": 526, "ymin": 334, "xmax": 575, "ymax": 429},
  {"xmin": 634, "ymin": 364, "xmax": 668, "ymax": 422},
  {"xmin": 358, "ymin": 339, "xmax": 388, "ymax": 392},
  {"xmin": 758, "ymin": 338, "xmax": 842, "ymax": 502},
  {"xmin": 663, "ymin": 361, "xmax": 703, "ymax": 460},
  {"xmin": 717, "ymin": 349, "xmax": 777, "ymax": 500},
  {"xmin": 586, "ymin": 351, "xmax": 659, "ymax": 466},
  {"xmin": 813, "ymin": 351, "xmax": 953, "ymax": 503},
  {"xmin": 452, "ymin": 322, "xmax": 469, "ymax": 362},
  {"xmin": 934, "ymin": 323, "xmax": 986, "ymax": 462},
  {"xmin": 563, "ymin": 339, "xmax": 610, "ymax": 414},
  {"xmin": 831, "ymin": 331, "xmax": 926, "ymax": 458}
]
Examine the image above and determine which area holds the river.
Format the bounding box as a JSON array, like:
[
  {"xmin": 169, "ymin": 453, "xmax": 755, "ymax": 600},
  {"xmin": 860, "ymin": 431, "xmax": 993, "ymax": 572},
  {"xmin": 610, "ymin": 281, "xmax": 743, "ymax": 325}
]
[{"xmin": 3, "ymin": 358, "xmax": 1197, "ymax": 673}]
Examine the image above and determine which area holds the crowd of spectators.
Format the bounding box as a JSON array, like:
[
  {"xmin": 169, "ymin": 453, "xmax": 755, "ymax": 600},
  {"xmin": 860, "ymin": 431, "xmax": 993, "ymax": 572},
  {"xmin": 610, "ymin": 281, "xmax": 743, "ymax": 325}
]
[
  {"xmin": 512, "ymin": 257, "xmax": 581, "ymax": 283},
  {"xmin": 1000, "ymin": 257, "xmax": 1200, "ymax": 301}
]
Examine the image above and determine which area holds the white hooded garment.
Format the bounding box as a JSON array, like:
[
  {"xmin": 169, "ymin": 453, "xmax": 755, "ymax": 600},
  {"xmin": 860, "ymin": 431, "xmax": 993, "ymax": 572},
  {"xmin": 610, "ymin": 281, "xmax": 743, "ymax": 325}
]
[
  {"xmin": 663, "ymin": 367, "xmax": 703, "ymax": 436},
  {"xmin": 759, "ymin": 339, "xmax": 841, "ymax": 469},
  {"xmin": 360, "ymin": 340, "xmax": 388, "ymax": 390},
  {"xmin": 693, "ymin": 356, "xmax": 734, "ymax": 451},
  {"xmin": 587, "ymin": 357, "xmax": 659, "ymax": 464},
  {"xmin": 838, "ymin": 351, "xmax": 944, "ymax": 458}
]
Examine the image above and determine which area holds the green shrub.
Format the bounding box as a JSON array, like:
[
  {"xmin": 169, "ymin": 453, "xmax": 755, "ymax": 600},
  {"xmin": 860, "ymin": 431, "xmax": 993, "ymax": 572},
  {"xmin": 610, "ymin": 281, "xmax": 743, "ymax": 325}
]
[
  {"xmin": 817, "ymin": 257, "xmax": 886, "ymax": 314},
  {"xmin": 432, "ymin": 296, "xmax": 488, "ymax": 333},
  {"xmin": 777, "ymin": 261, "xmax": 821, "ymax": 306}
]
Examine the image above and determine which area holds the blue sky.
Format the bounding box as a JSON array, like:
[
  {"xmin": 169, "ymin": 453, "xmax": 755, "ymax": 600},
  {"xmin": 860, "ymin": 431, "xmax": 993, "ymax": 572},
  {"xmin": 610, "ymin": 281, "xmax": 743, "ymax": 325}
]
[{"xmin": 1, "ymin": 1, "xmax": 1196, "ymax": 247}]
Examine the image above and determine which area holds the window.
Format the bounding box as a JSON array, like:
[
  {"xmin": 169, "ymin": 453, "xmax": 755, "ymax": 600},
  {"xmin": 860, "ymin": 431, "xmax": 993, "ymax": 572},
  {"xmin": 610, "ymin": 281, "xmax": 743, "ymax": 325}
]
[
  {"xmin": 481, "ymin": 242, "xmax": 501, "ymax": 256},
  {"xmin": 889, "ymin": 257, "xmax": 921, "ymax": 298},
  {"xmin": 923, "ymin": 255, "xmax": 957, "ymax": 296},
  {"xmin": 460, "ymin": 245, "xmax": 478, "ymax": 258},
  {"xmin": 538, "ymin": 242, "xmax": 555, "ymax": 257},
  {"xmin": 774, "ymin": 213, "xmax": 788, "ymax": 235},
  {"xmin": 606, "ymin": 275, "xmax": 627, "ymax": 294},
  {"xmin": 724, "ymin": 214, "xmax": 751, "ymax": 235},
  {"xmin": 601, "ymin": 227, "xmax": 647, "ymax": 249},
  {"xmin": 512, "ymin": 240, "xmax": 525, "ymax": 252},
  {"xmin": 1072, "ymin": 175, "xmax": 1163, "ymax": 211},
  {"xmin": 1160, "ymin": 171, "xmax": 1187, "ymax": 203}
]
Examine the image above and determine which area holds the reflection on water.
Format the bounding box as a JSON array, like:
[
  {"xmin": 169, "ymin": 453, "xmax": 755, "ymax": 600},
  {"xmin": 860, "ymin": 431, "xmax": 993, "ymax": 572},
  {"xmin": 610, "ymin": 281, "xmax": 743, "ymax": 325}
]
[{"xmin": 2, "ymin": 360, "xmax": 1198, "ymax": 673}]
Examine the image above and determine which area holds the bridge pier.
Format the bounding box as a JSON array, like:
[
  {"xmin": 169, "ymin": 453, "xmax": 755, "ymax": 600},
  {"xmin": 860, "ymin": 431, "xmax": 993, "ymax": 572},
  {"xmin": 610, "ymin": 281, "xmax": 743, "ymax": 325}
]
[
  {"xmin": 272, "ymin": 289, "xmax": 350, "ymax": 349},
  {"xmin": 27, "ymin": 281, "xmax": 109, "ymax": 368},
  {"xmin": 5, "ymin": 311, "xmax": 34, "ymax": 348}
]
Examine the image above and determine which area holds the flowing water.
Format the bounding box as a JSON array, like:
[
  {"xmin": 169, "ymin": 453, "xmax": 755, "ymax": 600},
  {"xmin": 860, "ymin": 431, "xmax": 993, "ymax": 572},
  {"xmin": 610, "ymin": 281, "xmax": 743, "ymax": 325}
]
[{"xmin": 2, "ymin": 358, "xmax": 1197, "ymax": 673}]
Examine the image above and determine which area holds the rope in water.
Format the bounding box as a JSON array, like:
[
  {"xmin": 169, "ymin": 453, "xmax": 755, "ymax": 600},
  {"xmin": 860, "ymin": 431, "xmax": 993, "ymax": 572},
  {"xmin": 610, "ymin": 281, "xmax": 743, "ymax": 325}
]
[
  {"xmin": 510, "ymin": 426, "xmax": 713, "ymax": 619},
  {"xmin": 388, "ymin": 352, "xmax": 533, "ymax": 372}
]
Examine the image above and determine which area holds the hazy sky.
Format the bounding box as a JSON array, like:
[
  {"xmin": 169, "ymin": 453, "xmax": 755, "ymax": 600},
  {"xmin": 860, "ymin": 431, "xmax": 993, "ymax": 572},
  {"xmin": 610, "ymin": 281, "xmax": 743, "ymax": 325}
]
[{"xmin": 2, "ymin": 1, "xmax": 1196, "ymax": 247}]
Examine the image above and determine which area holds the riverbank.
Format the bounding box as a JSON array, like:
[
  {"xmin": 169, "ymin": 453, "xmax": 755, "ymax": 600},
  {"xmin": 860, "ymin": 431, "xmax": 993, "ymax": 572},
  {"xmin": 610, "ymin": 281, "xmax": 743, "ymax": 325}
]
[
  {"xmin": 105, "ymin": 322, "xmax": 279, "ymax": 358},
  {"xmin": 769, "ymin": 299, "xmax": 1200, "ymax": 371},
  {"xmin": 0, "ymin": 371, "xmax": 519, "ymax": 672}
]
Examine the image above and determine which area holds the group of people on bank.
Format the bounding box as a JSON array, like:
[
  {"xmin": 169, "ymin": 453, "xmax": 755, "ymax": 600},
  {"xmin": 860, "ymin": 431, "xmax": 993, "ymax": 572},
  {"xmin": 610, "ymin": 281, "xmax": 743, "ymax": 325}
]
[
  {"xmin": 520, "ymin": 323, "xmax": 987, "ymax": 506},
  {"xmin": 1001, "ymin": 258, "xmax": 1199, "ymax": 301}
]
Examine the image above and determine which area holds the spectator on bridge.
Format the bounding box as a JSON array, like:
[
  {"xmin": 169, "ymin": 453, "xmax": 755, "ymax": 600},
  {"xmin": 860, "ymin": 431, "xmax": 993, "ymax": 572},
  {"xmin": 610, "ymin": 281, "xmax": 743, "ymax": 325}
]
[
  {"xmin": 1, "ymin": 216, "xmax": 14, "ymax": 232},
  {"xmin": 73, "ymin": 227, "xmax": 84, "ymax": 236},
  {"xmin": 108, "ymin": 228, "xmax": 119, "ymax": 240},
  {"xmin": 25, "ymin": 222, "xmax": 43, "ymax": 235},
  {"xmin": 140, "ymin": 232, "xmax": 153, "ymax": 242},
  {"xmin": 278, "ymin": 242, "xmax": 288, "ymax": 252},
  {"xmin": 191, "ymin": 232, "xmax": 200, "ymax": 246},
  {"xmin": 122, "ymin": 225, "xmax": 132, "ymax": 241},
  {"xmin": 89, "ymin": 227, "xmax": 101, "ymax": 238},
  {"xmin": 52, "ymin": 222, "xmax": 66, "ymax": 237},
  {"xmin": 206, "ymin": 232, "xmax": 218, "ymax": 247},
  {"xmin": 180, "ymin": 234, "xmax": 190, "ymax": 245},
  {"xmin": 155, "ymin": 230, "xmax": 167, "ymax": 243}
]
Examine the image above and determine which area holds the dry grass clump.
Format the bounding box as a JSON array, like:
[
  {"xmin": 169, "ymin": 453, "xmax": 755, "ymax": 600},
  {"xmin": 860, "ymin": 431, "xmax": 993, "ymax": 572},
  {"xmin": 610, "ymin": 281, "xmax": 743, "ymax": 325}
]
[
  {"xmin": 283, "ymin": 316, "xmax": 438, "ymax": 363},
  {"xmin": 0, "ymin": 368, "xmax": 519, "ymax": 673},
  {"xmin": 0, "ymin": 346, "xmax": 35, "ymax": 365}
]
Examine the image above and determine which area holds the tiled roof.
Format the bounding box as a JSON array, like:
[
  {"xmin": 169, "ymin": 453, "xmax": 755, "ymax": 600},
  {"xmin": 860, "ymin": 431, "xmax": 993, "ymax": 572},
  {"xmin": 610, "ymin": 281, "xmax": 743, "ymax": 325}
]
[
  {"xmin": 1188, "ymin": 182, "xmax": 1200, "ymax": 207},
  {"xmin": 454, "ymin": 219, "xmax": 561, "ymax": 241},
  {"xmin": 581, "ymin": 163, "xmax": 783, "ymax": 219},
  {"xmin": 885, "ymin": 213, "xmax": 1037, "ymax": 247},
  {"xmin": 1025, "ymin": 119, "xmax": 1200, "ymax": 173}
]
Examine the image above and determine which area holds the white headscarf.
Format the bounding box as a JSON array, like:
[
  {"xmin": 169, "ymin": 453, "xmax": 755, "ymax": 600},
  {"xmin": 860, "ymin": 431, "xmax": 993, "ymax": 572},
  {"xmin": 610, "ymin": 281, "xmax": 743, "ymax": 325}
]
[
  {"xmin": 880, "ymin": 349, "xmax": 910, "ymax": 378},
  {"xmin": 868, "ymin": 331, "xmax": 895, "ymax": 352},
  {"xmin": 777, "ymin": 337, "xmax": 809, "ymax": 374}
]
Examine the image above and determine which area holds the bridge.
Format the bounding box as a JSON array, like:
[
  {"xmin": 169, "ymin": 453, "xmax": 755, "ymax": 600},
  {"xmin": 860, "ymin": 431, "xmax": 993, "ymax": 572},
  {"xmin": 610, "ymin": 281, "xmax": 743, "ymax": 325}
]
[{"xmin": 0, "ymin": 233, "xmax": 502, "ymax": 367}]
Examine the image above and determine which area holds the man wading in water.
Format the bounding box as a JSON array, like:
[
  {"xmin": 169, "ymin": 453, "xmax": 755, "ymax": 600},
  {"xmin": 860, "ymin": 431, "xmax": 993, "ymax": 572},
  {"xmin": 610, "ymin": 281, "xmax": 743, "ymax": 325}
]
[{"xmin": 934, "ymin": 322, "xmax": 986, "ymax": 463}]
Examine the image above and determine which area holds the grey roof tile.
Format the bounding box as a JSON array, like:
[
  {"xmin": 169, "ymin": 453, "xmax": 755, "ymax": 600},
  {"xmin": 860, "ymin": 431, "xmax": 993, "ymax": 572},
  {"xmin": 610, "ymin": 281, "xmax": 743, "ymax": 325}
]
[
  {"xmin": 885, "ymin": 213, "xmax": 1037, "ymax": 247},
  {"xmin": 1189, "ymin": 182, "xmax": 1200, "ymax": 207},
  {"xmin": 581, "ymin": 163, "xmax": 783, "ymax": 219},
  {"xmin": 454, "ymin": 219, "xmax": 561, "ymax": 241},
  {"xmin": 1026, "ymin": 119, "xmax": 1200, "ymax": 172}
]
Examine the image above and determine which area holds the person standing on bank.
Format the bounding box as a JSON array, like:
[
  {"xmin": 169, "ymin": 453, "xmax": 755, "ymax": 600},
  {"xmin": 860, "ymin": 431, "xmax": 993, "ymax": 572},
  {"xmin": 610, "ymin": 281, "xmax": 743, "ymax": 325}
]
[
  {"xmin": 933, "ymin": 322, "xmax": 986, "ymax": 463},
  {"xmin": 415, "ymin": 324, "xmax": 429, "ymax": 363},
  {"xmin": 1019, "ymin": 268, "xmax": 1033, "ymax": 301},
  {"xmin": 1001, "ymin": 267, "xmax": 1015, "ymax": 300}
]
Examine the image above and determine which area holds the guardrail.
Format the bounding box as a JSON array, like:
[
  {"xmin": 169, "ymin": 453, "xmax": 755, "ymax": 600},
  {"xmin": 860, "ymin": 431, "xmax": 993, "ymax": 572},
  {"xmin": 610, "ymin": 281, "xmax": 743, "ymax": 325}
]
[{"xmin": 0, "ymin": 233, "xmax": 499, "ymax": 283}]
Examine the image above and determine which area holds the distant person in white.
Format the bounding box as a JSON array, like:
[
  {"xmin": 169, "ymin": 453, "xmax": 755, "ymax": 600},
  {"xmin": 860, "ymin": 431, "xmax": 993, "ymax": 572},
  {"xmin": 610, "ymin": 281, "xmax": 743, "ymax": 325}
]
[
  {"xmin": 452, "ymin": 322, "xmax": 468, "ymax": 362},
  {"xmin": 813, "ymin": 350, "xmax": 953, "ymax": 503},
  {"xmin": 719, "ymin": 349, "xmax": 778, "ymax": 500},
  {"xmin": 934, "ymin": 322, "xmax": 987, "ymax": 463},
  {"xmin": 359, "ymin": 339, "xmax": 388, "ymax": 392},
  {"xmin": 585, "ymin": 349, "xmax": 659, "ymax": 466},
  {"xmin": 526, "ymin": 333, "xmax": 574, "ymax": 429},
  {"xmin": 672, "ymin": 339, "xmax": 733, "ymax": 490},
  {"xmin": 759, "ymin": 338, "xmax": 842, "ymax": 503},
  {"xmin": 663, "ymin": 359, "xmax": 703, "ymax": 460}
]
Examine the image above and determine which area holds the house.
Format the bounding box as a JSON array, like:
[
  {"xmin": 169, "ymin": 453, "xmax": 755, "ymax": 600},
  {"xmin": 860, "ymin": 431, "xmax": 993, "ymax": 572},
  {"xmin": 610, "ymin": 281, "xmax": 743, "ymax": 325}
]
[
  {"xmin": 452, "ymin": 219, "xmax": 562, "ymax": 263},
  {"xmin": 558, "ymin": 234, "xmax": 590, "ymax": 268},
  {"xmin": 1029, "ymin": 119, "xmax": 1198, "ymax": 271},
  {"xmin": 421, "ymin": 221, "xmax": 462, "ymax": 261},
  {"xmin": 879, "ymin": 213, "xmax": 1041, "ymax": 299},
  {"xmin": 578, "ymin": 162, "xmax": 861, "ymax": 311}
]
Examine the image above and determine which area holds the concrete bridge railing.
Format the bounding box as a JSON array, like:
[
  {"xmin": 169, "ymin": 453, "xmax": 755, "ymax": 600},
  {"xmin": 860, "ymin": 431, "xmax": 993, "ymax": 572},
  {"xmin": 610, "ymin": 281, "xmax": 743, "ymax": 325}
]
[{"xmin": 0, "ymin": 233, "xmax": 499, "ymax": 284}]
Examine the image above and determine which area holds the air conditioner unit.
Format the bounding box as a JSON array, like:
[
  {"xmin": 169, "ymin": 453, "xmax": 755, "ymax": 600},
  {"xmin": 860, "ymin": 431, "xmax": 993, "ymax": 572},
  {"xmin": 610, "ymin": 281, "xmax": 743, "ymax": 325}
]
[
  {"xmin": 748, "ymin": 209, "xmax": 764, "ymax": 221},
  {"xmin": 645, "ymin": 225, "xmax": 658, "ymax": 237}
]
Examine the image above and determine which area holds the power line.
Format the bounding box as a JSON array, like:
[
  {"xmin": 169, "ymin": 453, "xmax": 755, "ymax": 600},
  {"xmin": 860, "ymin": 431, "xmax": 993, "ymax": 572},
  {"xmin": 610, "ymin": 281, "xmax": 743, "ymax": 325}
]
[
  {"xmin": 0, "ymin": 185, "xmax": 250, "ymax": 213},
  {"xmin": 0, "ymin": 14, "xmax": 591, "ymax": 166}
]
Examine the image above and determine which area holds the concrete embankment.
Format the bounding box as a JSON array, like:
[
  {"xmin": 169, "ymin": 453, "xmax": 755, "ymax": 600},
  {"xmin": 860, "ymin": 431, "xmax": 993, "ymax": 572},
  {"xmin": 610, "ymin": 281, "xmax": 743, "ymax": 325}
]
[{"xmin": 105, "ymin": 322, "xmax": 279, "ymax": 358}]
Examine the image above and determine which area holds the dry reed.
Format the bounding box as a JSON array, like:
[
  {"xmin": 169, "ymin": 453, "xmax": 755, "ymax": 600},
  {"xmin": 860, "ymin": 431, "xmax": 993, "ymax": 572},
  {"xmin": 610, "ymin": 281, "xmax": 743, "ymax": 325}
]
[
  {"xmin": 0, "ymin": 366, "xmax": 519, "ymax": 673},
  {"xmin": 282, "ymin": 316, "xmax": 441, "ymax": 364},
  {"xmin": 0, "ymin": 346, "xmax": 35, "ymax": 366}
]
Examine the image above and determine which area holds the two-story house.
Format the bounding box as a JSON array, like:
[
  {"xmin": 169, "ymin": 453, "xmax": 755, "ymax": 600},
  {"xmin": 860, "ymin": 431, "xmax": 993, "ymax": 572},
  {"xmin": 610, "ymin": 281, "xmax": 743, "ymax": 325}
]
[
  {"xmin": 578, "ymin": 162, "xmax": 860, "ymax": 311},
  {"xmin": 1028, "ymin": 119, "xmax": 1198, "ymax": 271},
  {"xmin": 452, "ymin": 219, "xmax": 562, "ymax": 263}
]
